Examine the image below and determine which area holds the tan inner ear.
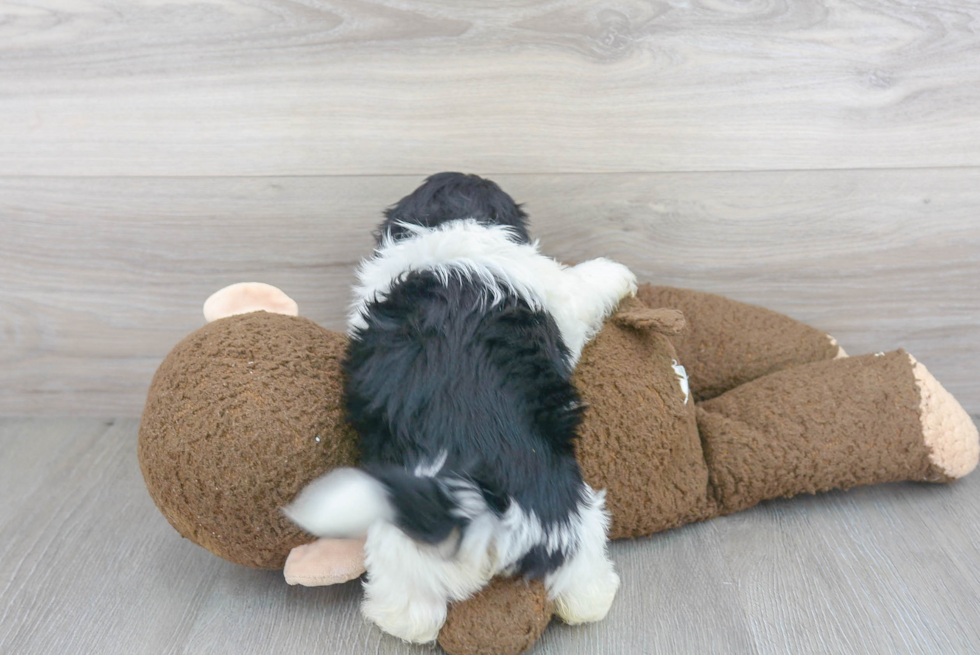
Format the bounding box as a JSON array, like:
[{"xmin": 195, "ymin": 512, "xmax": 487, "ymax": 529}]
[
  {"xmin": 203, "ymin": 282, "xmax": 299, "ymax": 322},
  {"xmin": 283, "ymin": 538, "xmax": 366, "ymax": 586}
]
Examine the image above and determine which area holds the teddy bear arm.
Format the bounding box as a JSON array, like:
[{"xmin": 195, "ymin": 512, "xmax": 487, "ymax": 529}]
[{"xmin": 439, "ymin": 578, "xmax": 554, "ymax": 655}]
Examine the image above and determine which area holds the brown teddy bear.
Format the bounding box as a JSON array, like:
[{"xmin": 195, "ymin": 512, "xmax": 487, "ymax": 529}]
[{"xmin": 138, "ymin": 282, "xmax": 978, "ymax": 655}]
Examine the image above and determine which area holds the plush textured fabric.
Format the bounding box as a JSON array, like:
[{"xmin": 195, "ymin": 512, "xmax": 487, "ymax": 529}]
[
  {"xmin": 639, "ymin": 285, "xmax": 841, "ymax": 401},
  {"xmin": 573, "ymin": 300, "xmax": 714, "ymax": 539},
  {"xmin": 439, "ymin": 578, "xmax": 552, "ymax": 655},
  {"xmin": 138, "ymin": 311, "xmax": 358, "ymax": 569},
  {"xmin": 911, "ymin": 353, "xmax": 980, "ymax": 479},
  {"xmin": 697, "ymin": 349, "xmax": 945, "ymax": 517}
]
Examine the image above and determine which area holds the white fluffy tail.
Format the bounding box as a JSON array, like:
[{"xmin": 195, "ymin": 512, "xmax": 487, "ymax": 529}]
[{"xmin": 284, "ymin": 468, "xmax": 394, "ymax": 538}]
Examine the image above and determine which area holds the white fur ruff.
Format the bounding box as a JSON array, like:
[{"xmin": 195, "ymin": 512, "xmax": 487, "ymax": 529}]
[{"xmin": 348, "ymin": 220, "xmax": 637, "ymax": 365}]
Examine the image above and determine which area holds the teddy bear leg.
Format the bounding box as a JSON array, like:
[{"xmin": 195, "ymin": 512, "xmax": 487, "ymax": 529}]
[
  {"xmin": 361, "ymin": 519, "xmax": 495, "ymax": 644},
  {"xmin": 637, "ymin": 285, "xmax": 845, "ymax": 401},
  {"xmin": 546, "ymin": 488, "xmax": 620, "ymax": 625},
  {"xmin": 696, "ymin": 350, "xmax": 979, "ymax": 516}
]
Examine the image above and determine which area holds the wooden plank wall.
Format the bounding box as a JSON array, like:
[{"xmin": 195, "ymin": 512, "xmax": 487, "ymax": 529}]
[{"xmin": 1, "ymin": 0, "xmax": 978, "ymax": 417}]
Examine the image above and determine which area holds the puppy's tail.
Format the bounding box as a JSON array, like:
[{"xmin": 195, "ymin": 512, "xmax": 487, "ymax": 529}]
[{"xmin": 283, "ymin": 465, "xmax": 480, "ymax": 544}]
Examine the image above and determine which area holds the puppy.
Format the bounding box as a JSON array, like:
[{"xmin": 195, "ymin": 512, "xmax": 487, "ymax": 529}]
[{"xmin": 286, "ymin": 172, "xmax": 636, "ymax": 643}]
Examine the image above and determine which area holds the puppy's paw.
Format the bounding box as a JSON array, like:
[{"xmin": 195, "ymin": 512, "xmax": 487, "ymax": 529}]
[
  {"xmin": 361, "ymin": 594, "xmax": 446, "ymax": 644},
  {"xmin": 574, "ymin": 258, "xmax": 637, "ymax": 301},
  {"xmin": 554, "ymin": 565, "xmax": 620, "ymax": 625}
]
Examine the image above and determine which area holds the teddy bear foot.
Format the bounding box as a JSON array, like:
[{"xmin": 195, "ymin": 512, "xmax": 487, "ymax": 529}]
[{"xmin": 910, "ymin": 353, "xmax": 980, "ymax": 480}]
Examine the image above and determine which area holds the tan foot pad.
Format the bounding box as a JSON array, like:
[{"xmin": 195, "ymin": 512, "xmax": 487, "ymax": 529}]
[
  {"xmin": 284, "ymin": 537, "xmax": 366, "ymax": 586},
  {"xmin": 911, "ymin": 354, "xmax": 980, "ymax": 479}
]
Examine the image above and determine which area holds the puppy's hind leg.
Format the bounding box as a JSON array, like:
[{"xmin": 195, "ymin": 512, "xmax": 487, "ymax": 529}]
[
  {"xmin": 361, "ymin": 522, "xmax": 449, "ymax": 643},
  {"xmin": 361, "ymin": 517, "xmax": 496, "ymax": 644},
  {"xmin": 546, "ymin": 487, "xmax": 620, "ymax": 625}
]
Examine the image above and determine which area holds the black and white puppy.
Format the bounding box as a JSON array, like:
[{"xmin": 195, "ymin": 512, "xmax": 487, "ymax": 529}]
[{"xmin": 286, "ymin": 173, "xmax": 636, "ymax": 643}]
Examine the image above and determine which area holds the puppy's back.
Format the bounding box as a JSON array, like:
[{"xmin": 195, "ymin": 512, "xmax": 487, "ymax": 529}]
[{"xmin": 344, "ymin": 270, "xmax": 587, "ymax": 547}]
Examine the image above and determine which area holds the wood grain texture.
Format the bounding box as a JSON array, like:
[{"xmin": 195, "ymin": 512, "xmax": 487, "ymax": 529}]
[
  {"xmin": 1, "ymin": 0, "xmax": 979, "ymax": 175},
  {"xmin": 2, "ymin": 170, "xmax": 978, "ymax": 417},
  {"xmin": 2, "ymin": 418, "xmax": 979, "ymax": 654},
  {"xmin": 3, "ymin": 2, "xmax": 977, "ymax": 651}
]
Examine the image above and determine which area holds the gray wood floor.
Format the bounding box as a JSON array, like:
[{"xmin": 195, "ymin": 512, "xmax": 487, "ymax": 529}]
[{"xmin": 2, "ymin": 418, "xmax": 979, "ymax": 655}]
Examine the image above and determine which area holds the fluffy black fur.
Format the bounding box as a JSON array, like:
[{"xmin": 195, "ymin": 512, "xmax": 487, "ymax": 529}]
[
  {"xmin": 345, "ymin": 272, "xmax": 586, "ymax": 576},
  {"xmin": 376, "ymin": 172, "xmax": 530, "ymax": 245},
  {"xmin": 344, "ymin": 173, "xmax": 588, "ymax": 577}
]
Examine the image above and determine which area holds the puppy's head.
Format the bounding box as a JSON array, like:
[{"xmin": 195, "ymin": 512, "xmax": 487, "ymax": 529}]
[{"xmin": 376, "ymin": 172, "xmax": 530, "ymax": 245}]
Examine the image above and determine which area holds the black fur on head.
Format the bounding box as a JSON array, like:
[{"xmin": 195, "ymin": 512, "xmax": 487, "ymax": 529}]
[{"xmin": 376, "ymin": 172, "xmax": 530, "ymax": 245}]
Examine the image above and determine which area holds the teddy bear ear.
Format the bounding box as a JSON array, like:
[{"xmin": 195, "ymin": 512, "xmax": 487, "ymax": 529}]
[
  {"xmin": 203, "ymin": 282, "xmax": 299, "ymax": 322},
  {"xmin": 612, "ymin": 298, "xmax": 686, "ymax": 336}
]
